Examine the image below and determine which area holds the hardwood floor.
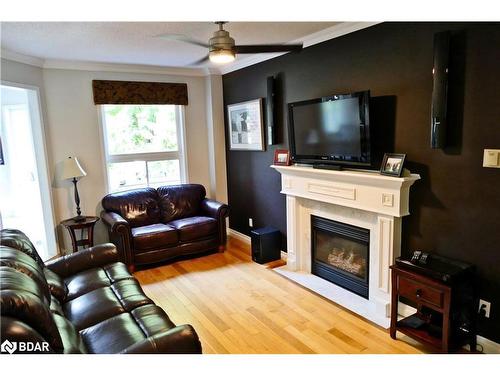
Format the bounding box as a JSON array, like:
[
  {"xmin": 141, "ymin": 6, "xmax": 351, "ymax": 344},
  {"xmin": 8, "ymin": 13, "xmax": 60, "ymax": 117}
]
[{"xmin": 134, "ymin": 236, "xmax": 427, "ymax": 354}]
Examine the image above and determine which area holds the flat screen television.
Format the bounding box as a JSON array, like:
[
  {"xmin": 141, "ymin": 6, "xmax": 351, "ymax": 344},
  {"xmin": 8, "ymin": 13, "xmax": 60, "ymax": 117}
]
[{"xmin": 288, "ymin": 90, "xmax": 371, "ymax": 168}]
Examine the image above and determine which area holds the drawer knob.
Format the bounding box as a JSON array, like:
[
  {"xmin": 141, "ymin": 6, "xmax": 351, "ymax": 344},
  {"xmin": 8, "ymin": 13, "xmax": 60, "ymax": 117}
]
[{"xmin": 416, "ymin": 289, "xmax": 422, "ymax": 298}]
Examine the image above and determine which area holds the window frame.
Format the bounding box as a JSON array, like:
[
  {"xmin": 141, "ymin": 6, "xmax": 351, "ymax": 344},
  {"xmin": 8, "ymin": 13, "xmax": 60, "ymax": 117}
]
[{"xmin": 98, "ymin": 104, "xmax": 189, "ymax": 193}]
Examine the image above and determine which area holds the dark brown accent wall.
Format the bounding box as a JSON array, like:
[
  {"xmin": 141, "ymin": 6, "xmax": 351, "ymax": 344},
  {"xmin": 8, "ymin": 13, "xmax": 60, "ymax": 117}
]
[{"xmin": 223, "ymin": 22, "xmax": 500, "ymax": 342}]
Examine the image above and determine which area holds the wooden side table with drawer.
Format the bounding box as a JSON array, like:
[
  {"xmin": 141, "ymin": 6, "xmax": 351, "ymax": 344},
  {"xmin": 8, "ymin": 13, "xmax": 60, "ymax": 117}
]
[{"xmin": 390, "ymin": 258, "xmax": 477, "ymax": 353}]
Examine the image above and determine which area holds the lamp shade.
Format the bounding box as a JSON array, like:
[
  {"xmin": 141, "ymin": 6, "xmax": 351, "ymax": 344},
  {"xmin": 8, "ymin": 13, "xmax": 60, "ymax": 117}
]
[{"xmin": 61, "ymin": 157, "xmax": 87, "ymax": 180}]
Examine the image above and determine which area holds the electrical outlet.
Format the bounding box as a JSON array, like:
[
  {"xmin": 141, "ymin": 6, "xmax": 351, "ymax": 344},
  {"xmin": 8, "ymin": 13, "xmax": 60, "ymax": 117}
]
[
  {"xmin": 248, "ymin": 218, "xmax": 253, "ymax": 228},
  {"xmin": 479, "ymin": 299, "xmax": 491, "ymax": 318}
]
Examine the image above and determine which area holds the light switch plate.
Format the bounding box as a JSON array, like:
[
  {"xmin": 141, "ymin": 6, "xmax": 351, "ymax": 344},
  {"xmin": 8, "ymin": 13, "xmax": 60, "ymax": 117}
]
[{"xmin": 483, "ymin": 149, "xmax": 500, "ymax": 168}]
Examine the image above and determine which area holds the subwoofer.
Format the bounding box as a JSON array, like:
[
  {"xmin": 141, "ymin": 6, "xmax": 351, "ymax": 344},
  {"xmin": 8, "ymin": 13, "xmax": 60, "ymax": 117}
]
[
  {"xmin": 430, "ymin": 31, "xmax": 451, "ymax": 149},
  {"xmin": 251, "ymin": 227, "xmax": 281, "ymax": 264}
]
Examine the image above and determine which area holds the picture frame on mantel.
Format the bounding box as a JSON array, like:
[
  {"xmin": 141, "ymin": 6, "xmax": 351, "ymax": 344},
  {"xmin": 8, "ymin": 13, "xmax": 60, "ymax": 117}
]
[
  {"xmin": 227, "ymin": 98, "xmax": 265, "ymax": 151},
  {"xmin": 274, "ymin": 149, "xmax": 290, "ymax": 166},
  {"xmin": 380, "ymin": 153, "xmax": 406, "ymax": 177}
]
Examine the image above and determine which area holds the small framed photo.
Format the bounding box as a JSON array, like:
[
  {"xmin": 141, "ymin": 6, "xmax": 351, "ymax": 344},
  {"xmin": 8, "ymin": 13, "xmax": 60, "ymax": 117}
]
[
  {"xmin": 380, "ymin": 153, "xmax": 406, "ymax": 177},
  {"xmin": 274, "ymin": 149, "xmax": 290, "ymax": 166},
  {"xmin": 227, "ymin": 98, "xmax": 265, "ymax": 151}
]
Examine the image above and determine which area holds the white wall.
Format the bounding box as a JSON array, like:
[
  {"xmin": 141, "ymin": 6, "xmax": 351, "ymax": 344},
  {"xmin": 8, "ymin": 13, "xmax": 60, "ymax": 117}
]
[
  {"xmin": 2, "ymin": 58, "xmax": 227, "ymax": 253},
  {"xmin": 42, "ymin": 68, "xmax": 212, "ymax": 250}
]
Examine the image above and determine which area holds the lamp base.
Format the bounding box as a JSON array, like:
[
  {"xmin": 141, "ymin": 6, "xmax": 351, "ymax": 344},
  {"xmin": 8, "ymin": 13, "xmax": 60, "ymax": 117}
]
[{"xmin": 72, "ymin": 215, "xmax": 86, "ymax": 223}]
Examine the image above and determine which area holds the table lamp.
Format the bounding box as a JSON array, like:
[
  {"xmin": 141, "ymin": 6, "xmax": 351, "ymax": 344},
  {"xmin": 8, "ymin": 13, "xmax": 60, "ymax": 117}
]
[{"xmin": 61, "ymin": 156, "xmax": 87, "ymax": 222}]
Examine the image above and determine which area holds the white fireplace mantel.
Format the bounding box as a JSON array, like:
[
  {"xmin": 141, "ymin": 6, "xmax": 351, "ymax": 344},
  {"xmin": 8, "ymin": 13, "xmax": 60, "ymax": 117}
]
[{"xmin": 271, "ymin": 164, "xmax": 420, "ymax": 328}]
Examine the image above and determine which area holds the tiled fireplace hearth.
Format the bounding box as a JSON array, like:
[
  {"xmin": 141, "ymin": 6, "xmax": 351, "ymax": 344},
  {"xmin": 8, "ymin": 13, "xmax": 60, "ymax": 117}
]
[{"xmin": 271, "ymin": 165, "xmax": 420, "ymax": 328}]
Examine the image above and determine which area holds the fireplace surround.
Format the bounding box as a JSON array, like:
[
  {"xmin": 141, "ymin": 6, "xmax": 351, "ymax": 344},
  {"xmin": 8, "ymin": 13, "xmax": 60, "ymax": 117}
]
[{"xmin": 271, "ymin": 164, "xmax": 419, "ymax": 327}]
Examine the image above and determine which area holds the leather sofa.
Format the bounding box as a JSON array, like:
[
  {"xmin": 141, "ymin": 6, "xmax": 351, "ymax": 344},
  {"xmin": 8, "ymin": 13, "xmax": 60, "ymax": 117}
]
[
  {"xmin": 0, "ymin": 229, "xmax": 202, "ymax": 354},
  {"xmin": 101, "ymin": 184, "xmax": 229, "ymax": 271}
]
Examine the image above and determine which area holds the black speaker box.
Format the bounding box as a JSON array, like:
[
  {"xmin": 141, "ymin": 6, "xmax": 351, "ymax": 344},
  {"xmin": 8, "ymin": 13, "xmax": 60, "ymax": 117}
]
[
  {"xmin": 266, "ymin": 76, "xmax": 277, "ymax": 145},
  {"xmin": 430, "ymin": 31, "xmax": 451, "ymax": 149},
  {"xmin": 251, "ymin": 227, "xmax": 281, "ymax": 264}
]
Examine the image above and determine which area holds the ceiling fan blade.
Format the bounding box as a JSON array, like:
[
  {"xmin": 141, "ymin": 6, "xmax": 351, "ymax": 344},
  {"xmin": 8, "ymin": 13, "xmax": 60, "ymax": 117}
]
[
  {"xmin": 154, "ymin": 33, "xmax": 208, "ymax": 48},
  {"xmin": 189, "ymin": 55, "xmax": 210, "ymax": 66},
  {"xmin": 233, "ymin": 44, "xmax": 303, "ymax": 54}
]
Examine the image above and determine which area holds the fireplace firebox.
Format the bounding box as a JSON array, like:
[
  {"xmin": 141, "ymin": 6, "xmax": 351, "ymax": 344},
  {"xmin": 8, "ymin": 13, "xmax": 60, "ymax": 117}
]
[{"xmin": 311, "ymin": 216, "xmax": 370, "ymax": 299}]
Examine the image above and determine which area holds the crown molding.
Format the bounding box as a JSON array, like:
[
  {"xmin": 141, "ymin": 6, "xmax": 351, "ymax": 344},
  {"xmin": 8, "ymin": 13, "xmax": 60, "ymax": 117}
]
[
  {"xmin": 42, "ymin": 59, "xmax": 207, "ymax": 77},
  {"xmin": 218, "ymin": 22, "xmax": 381, "ymax": 75},
  {"xmin": 2, "ymin": 22, "xmax": 380, "ymax": 77},
  {"xmin": 1, "ymin": 48, "xmax": 44, "ymax": 68}
]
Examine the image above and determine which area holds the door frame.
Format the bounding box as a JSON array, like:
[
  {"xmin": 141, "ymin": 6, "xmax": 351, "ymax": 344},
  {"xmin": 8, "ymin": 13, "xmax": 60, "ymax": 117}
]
[{"xmin": 1, "ymin": 80, "xmax": 57, "ymax": 258}]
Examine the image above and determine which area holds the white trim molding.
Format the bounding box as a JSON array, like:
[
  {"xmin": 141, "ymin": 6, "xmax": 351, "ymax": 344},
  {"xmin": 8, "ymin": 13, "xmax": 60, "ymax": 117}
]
[
  {"xmin": 218, "ymin": 22, "xmax": 380, "ymax": 75},
  {"xmin": 228, "ymin": 228, "xmax": 251, "ymax": 244},
  {"xmin": 2, "ymin": 22, "xmax": 380, "ymax": 76}
]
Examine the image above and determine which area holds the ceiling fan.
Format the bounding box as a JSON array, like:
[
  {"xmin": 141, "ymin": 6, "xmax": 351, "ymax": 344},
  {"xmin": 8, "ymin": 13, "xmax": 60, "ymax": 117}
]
[{"xmin": 155, "ymin": 21, "xmax": 303, "ymax": 65}]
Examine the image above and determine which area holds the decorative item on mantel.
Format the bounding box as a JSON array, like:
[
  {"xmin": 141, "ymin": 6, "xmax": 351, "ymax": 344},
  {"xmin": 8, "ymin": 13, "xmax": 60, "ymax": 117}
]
[
  {"xmin": 61, "ymin": 156, "xmax": 87, "ymax": 222},
  {"xmin": 380, "ymin": 153, "xmax": 406, "ymax": 177}
]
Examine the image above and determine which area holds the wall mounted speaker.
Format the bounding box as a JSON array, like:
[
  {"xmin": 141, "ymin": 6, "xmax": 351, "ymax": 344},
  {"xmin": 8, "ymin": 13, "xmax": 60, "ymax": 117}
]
[
  {"xmin": 430, "ymin": 31, "xmax": 451, "ymax": 149},
  {"xmin": 266, "ymin": 75, "xmax": 277, "ymax": 145}
]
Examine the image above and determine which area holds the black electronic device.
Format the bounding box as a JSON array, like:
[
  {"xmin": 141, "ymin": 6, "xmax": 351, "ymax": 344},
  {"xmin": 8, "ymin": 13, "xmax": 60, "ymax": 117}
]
[
  {"xmin": 430, "ymin": 31, "xmax": 451, "ymax": 149},
  {"xmin": 395, "ymin": 253, "xmax": 473, "ymax": 284},
  {"xmin": 250, "ymin": 227, "xmax": 282, "ymax": 264},
  {"xmin": 266, "ymin": 76, "xmax": 277, "ymax": 145},
  {"xmin": 288, "ymin": 90, "xmax": 371, "ymax": 168}
]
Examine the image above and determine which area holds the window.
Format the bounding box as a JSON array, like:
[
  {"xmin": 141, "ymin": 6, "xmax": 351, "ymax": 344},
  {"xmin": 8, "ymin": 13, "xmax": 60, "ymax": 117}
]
[{"xmin": 100, "ymin": 104, "xmax": 187, "ymax": 192}]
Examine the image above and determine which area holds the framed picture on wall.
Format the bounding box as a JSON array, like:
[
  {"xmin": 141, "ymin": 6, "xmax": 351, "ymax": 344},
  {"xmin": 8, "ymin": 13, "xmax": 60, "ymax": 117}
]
[
  {"xmin": 380, "ymin": 153, "xmax": 406, "ymax": 177},
  {"xmin": 227, "ymin": 98, "xmax": 265, "ymax": 151}
]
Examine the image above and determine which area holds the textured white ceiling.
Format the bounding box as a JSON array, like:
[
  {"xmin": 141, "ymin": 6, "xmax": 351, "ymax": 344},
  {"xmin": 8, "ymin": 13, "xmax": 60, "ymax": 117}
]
[{"xmin": 1, "ymin": 22, "xmax": 338, "ymax": 68}]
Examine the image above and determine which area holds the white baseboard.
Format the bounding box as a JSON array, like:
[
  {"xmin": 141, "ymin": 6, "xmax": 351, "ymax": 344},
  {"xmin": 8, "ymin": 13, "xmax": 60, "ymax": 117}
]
[
  {"xmin": 398, "ymin": 302, "xmax": 499, "ymax": 353},
  {"xmin": 228, "ymin": 228, "xmax": 251, "ymax": 244}
]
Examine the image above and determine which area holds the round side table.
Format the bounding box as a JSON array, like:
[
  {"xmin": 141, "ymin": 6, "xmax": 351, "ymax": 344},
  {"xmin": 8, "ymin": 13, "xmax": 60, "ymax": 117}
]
[{"xmin": 61, "ymin": 216, "xmax": 99, "ymax": 253}]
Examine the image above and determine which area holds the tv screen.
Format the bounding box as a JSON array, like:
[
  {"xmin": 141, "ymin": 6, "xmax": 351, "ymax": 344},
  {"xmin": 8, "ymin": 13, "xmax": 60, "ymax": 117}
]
[{"xmin": 288, "ymin": 91, "xmax": 371, "ymax": 167}]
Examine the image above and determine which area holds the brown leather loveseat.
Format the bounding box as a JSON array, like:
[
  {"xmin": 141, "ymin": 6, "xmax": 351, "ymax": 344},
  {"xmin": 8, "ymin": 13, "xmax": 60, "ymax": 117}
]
[
  {"xmin": 0, "ymin": 229, "xmax": 202, "ymax": 354},
  {"xmin": 101, "ymin": 184, "xmax": 229, "ymax": 271}
]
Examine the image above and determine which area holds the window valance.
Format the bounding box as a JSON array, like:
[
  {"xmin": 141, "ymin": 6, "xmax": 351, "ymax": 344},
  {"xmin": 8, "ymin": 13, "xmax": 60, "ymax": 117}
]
[{"xmin": 92, "ymin": 80, "xmax": 188, "ymax": 105}]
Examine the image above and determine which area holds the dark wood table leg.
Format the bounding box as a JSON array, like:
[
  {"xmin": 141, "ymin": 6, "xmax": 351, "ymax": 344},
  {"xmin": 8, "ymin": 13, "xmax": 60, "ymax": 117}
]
[
  {"xmin": 390, "ymin": 269, "xmax": 398, "ymax": 339},
  {"xmin": 67, "ymin": 227, "xmax": 78, "ymax": 253}
]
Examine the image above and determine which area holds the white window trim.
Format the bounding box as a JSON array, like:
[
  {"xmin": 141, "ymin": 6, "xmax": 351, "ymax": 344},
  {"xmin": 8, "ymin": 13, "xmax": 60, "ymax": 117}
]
[{"xmin": 98, "ymin": 104, "xmax": 189, "ymax": 193}]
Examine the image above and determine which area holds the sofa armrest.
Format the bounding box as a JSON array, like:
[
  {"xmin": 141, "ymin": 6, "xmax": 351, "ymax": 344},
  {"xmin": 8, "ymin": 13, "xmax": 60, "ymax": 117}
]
[
  {"xmin": 120, "ymin": 324, "xmax": 202, "ymax": 354},
  {"xmin": 201, "ymin": 199, "xmax": 229, "ymax": 246},
  {"xmin": 101, "ymin": 211, "xmax": 130, "ymax": 232},
  {"xmin": 46, "ymin": 243, "xmax": 119, "ymax": 278},
  {"xmin": 201, "ymin": 199, "xmax": 229, "ymax": 220},
  {"xmin": 101, "ymin": 211, "xmax": 134, "ymax": 267}
]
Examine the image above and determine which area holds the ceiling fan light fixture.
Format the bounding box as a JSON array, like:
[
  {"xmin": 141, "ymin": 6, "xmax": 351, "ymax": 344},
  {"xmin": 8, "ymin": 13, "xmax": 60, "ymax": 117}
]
[{"xmin": 209, "ymin": 49, "xmax": 235, "ymax": 64}]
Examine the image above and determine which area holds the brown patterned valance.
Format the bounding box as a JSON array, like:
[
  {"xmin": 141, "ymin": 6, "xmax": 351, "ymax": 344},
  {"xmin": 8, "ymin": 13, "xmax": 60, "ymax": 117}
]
[{"xmin": 92, "ymin": 80, "xmax": 188, "ymax": 105}]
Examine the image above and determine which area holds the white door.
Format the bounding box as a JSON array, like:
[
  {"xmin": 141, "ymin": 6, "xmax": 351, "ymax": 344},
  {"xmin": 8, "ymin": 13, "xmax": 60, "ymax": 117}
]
[{"xmin": 0, "ymin": 84, "xmax": 56, "ymax": 260}]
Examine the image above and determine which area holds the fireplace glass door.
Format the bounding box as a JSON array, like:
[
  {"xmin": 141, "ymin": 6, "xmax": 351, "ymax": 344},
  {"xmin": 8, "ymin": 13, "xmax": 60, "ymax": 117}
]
[{"xmin": 311, "ymin": 216, "xmax": 370, "ymax": 298}]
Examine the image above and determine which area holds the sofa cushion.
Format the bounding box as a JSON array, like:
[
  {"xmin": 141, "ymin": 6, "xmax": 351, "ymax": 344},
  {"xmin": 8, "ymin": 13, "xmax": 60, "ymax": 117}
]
[
  {"xmin": 101, "ymin": 187, "xmax": 161, "ymax": 228},
  {"xmin": 157, "ymin": 184, "xmax": 206, "ymax": 223},
  {"xmin": 131, "ymin": 223, "xmax": 178, "ymax": 252},
  {"xmin": 169, "ymin": 216, "xmax": 217, "ymax": 242},
  {"xmin": 0, "ymin": 229, "xmax": 45, "ymax": 268},
  {"xmin": 63, "ymin": 287, "xmax": 126, "ymax": 330},
  {"xmin": 64, "ymin": 262, "xmax": 134, "ymax": 301},
  {"xmin": 52, "ymin": 313, "xmax": 88, "ymax": 353},
  {"xmin": 80, "ymin": 313, "xmax": 147, "ymax": 354},
  {"xmin": 0, "ymin": 246, "xmax": 51, "ymax": 304},
  {"xmin": 44, "ymin": 268, "xmax": 68, "ymax": 302}
]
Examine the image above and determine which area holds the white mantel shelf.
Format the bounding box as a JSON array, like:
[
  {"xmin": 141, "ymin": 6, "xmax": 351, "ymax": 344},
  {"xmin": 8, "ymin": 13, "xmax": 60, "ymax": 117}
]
[
  {"xmin": 271, "ymin": 164, "xmax": 420, "ymax": 328},
  {"xmin": 271, "ymin": 165, "xmax": 420, "ymax": 218}
]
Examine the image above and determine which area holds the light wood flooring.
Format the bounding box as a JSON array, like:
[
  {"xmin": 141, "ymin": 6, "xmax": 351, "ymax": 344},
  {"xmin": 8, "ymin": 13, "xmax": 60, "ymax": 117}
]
[{"xmin": 134, "ymin": 236, "xmax": 427, "ymax": 354}]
